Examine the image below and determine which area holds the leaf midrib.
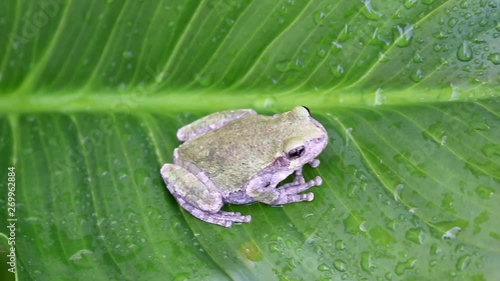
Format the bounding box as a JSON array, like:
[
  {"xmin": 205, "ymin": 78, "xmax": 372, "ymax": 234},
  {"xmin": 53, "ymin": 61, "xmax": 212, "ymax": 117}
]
[{"xmin": 0, "ymin": 89, "xmax": 497, "ymax": 114}]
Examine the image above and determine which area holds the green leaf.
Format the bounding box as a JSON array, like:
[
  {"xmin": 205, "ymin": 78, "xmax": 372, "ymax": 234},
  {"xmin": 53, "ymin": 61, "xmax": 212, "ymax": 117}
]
[{"xmin": 0, "ymin": 0, "xmax": 499, "ymax": 280}]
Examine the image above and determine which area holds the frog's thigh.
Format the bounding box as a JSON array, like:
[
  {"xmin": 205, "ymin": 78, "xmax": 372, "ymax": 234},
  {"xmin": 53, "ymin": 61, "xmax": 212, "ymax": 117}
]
[
  {"xmin": 161, "ymin": 164, "xmax": 223, "ymax": 213},
  {"xmin": 177, "ymin": 109, "xmax": 256, "ymax": 141}
]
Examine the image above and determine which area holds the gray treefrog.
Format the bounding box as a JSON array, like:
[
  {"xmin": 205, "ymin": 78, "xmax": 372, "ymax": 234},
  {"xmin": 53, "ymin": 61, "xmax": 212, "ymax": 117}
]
[{"xmin": 160, "ymin": 106, "xmax": 328, "ymax": 227}]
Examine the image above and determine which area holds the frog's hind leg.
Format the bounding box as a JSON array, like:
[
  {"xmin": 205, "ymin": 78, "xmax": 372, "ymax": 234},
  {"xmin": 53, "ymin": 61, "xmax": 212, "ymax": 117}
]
[
  {"xmin": 173, "ymin": 195, "xmax": 251, "ymax": 227},
  {"xmin": 161, "ymin": 164, "xmax": 251, "ymax": 227}
]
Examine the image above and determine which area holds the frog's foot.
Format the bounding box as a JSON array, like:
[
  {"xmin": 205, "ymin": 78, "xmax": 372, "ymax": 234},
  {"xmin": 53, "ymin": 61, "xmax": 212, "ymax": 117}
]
[
  {"xmin": 291, "ymin": 168, "xmax": 305, "ymax": 185},
  {"xmin": 174, "ymin": 194, "xmax": 251, "ymax": 227},
  {"xmin": 271, "ymin": 192, "xmax": 315, "ymax": 205},
  {"xmin": 278, "ymin": 176, "xmax": 322, "ymax": 195},
  {"xmin": 271, "ymin": 176, "xmax": 322, "ymax": 205}
]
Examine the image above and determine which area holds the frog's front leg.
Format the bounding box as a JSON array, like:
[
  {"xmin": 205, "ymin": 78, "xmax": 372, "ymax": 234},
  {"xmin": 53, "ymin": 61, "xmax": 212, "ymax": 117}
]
[
  {"xmin": 246, "ymin": 173, "xmax": 322, "ymax": 205},
  {"xmin": 161, "ymin": 164, "xmax": 251, "ymax": 227},
  {"xmin": 177, "ymin": 109, "xmax": 256, "ymax": 142},
  {"xmin": 288, "ymin": 159, "xmax": 321, "ymax": 185}
]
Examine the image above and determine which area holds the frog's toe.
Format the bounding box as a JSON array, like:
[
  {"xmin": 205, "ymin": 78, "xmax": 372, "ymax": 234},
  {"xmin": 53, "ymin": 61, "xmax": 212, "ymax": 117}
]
[
  {"xmin": 310, "ymin": 159, "xmax": 320, "ymax": 168},
  {"xmin": 215, "ymin": 215, "xmax": 251, "ymax": 228},
  {"xmin": 241, "ymin": 215, "xmax": 252, "ymax": 223},
  {"xmin": 300, "ymin": 192, "xmax": 314, "ymax": 201},
  {"xmin": 218, "ymin": 212, "xmax": 251, "ymax": 223},
  {"xmin": 313, "ymin": 176, "xmax": 322, "ymax": 186}
]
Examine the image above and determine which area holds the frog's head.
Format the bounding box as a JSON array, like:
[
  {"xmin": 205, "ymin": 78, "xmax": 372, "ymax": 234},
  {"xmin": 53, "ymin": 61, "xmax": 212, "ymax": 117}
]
[{"xmin": 280, "ymin": 106, "xmax": 328, "ymax": 170}]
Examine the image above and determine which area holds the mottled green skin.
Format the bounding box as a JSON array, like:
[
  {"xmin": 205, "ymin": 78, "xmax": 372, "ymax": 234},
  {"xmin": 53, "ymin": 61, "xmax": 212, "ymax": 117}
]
[{"xmin": 175, "ymin": 107, "xmax": 326, "ymax": 193}]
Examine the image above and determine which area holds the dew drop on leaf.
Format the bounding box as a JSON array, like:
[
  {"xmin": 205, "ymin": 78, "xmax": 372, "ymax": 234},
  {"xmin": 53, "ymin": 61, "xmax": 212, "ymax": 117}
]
[
  {"xmin": 475, "ymin": 185, "xmax": 494, "ymax": 199},
  {"xmin": 487, "ymin": 52, "xmax": 500, "ymax": 65},
  {"xmin": 393, "ymin": 183, "xmax": 404, "ymax": 201},
  {"xmin": 442, "ymin": 226, "xmax": 461, "ymax": 240},
  {"xmin": 457, "ymin": 41, "xmax": 473, "ymax": 62},
  {"xmin": 456, "ymin": 254, "xmax": 472, "ymax": 271},
  {"xmin": 333, "ymin": 259, "xmax": 347, "ymax": 272},
  {"xmin": 313, "ymin": 11, "xmax": 326, "ymax": 25},
  {"xmin": 360, "ymin": 251, "xmax": 375, "ymax": 273},
  {"xmin": 274, "ymin": 59, "xmax": 302, "ymax": 72},
  {"xmin": 448, "ymin": 17, "xmax": 458, "ymax": 28},
  {"xmin": 122, "ymin": 50, "xmax": 133, "ymax": 59},
  {"xmin": 331, "ymin": 64, "xmax": 344, "ymax": 78},
  {"xmin": 410, "ymin": 69, "xmax": 424, "ymax": 83},
  {"xmin": 395, "ymin": 258, "xmax": 416, "ymax": 276},
  {"xmin": 360, "ymin": 0, "xmax": 382, "ymax": 20},
  {"xmin": 335, "ymin": 240, "xmax": 346, "ymax": 250},
  {"xmin": 413, "ymin": 51, "xmax": 423, "ymax": 63},
  {"xmin": 318, "ymin": 263, "xmax": 330, "ymax": 271},
  {"xmin": 405, "ymin": 228, "xmax": 424, "ymax": 244},
  {"xmin": 393, "ymin": 23, "xmax": 414, "ymax": 47},
  {"xmin": 338, "ymin": 24, "xmax": 351, "ymax": 42},
  {"xmin": 459, "ymin": 0, "xmax": 469, "ymax": 9},
  {"xmin": 403, "ymin": 0, "xmax": 417, "ymax": 9},
  {"xmin": 317, "ymin": 48, "xmax": 327, "ymax": 58}
]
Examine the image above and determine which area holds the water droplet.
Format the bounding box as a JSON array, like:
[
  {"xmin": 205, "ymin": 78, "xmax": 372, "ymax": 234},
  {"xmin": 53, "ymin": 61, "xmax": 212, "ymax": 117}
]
[
  {"xmin": 457, "ymin": 41, "xmax": 473, "ymax": 62},
  {"xmin": 459, "ymin": 0, "xmax": 469, "ymax": 9},
  {"xmin": 268, "ymin": 243, "xmax": 280, "ymax": 253},
  {"xmin": 333, "ymin": 259, "xmax": 347, "ymax": 272},
  {"xmin": 122, "ymin": 50, "xmax": 133, "ymax": 59},
  {"xmin": 318, "ymin": 263, "xmax": 331, "ymax": 271},
  {"xmin": 413, "ymin": 51, "xmax": 424, "ymax": 63},
  {"xmin": 442, "ymin": 226, "xmax": 461, "ymax": 240},
  {"xmin": 69, "ymin": 249, "xmax": 93, "ymax": 262},
  {"xmin": 286, "ymin": 257, "xmax": 297, "ymax": 268},
  {"xmin": 433, "ymin": 43, "xmax": 443, "ymax": 52},
  {"xmin": 360, "ymin": 252, "xmax": 375, "ymax": 273},
  {"xmin": 405, "ymin": 228, "xmax": 425, "ymax": 244},
  {"xmin": 338, "ymin": 25, "xmax": 351, "ymax": 42},
  {"xmin": 393, "ymin": 23, "xmax": 413, "ymax": 47},
  {"xmin": 487, "ymin": 53, "xmax": 500, "ymax": 65},
  {"xmin": 395, "ymin": 258, "xmax": 417, "ymax": 276},
  {"xmin": 335, "ymin": 240, "xmax": 346, "ymax": 250},
  {"xmin": 379, "ymin": 52, "xmax": 390, "ymax": 62},
  {"xmin": 343, "ymin": 212, "xmax": 364, "ymax": 234},
  {"xmin": 274, "ymin": 59, "xmax": 303, "ymax": 72},
  {"xmin": 456, "ymin": 254, "xmax": 471, "ymax": 271},
  {"xmin": 448, "ymin": 17, "xmax": 458, "ymax": 28},
  {"xmin": 475, "ymin": 185, "xmax": 494, "ymax": 199},
  {"xmin": 410, "ymin": 69, "xmax": 424, "ymax": 83},
  {"xmin": 421, "ymin": 0, "xmax": 436, "ymax": 4},
  {"xmin": 317, "ymin": 48, "xmax": 327, "ymax": 58},
  {"xmin": 313, "ymin": 11, "xmax": 326, "ymax": 25},
  {"xmin": 393, "ymin": 184, "xmax": 404, "ymax": 201},
  {"xmin": 374, "ymin": 87, "xmax": 384, "ymax": 106},
  {"xmin": 386, "ymin": 219, "xmax": 396, "ymax": 231},
  {"xmin": 404, "ymin": 0, "xmax": 417, "ymax": 9},
  {"xmin": 360, "ymin": 0, "xmax": 382, "ymax": 20},
  {"xmin": 347, "ymin": 182, "xmax": 360, "ymax": 198},
  {"xmin": 331, "ymin": 64, "xmax": 344, "ymax": 78}
]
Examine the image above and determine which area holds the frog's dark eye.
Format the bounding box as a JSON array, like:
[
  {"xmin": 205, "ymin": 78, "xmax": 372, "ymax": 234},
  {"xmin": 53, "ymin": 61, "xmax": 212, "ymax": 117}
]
[
  {"xmin": 301, "ymin": 106, "xmax": 311, "ymax": 115},
  {"xmin": 286, "ymin": 145, "xmax": 305, "ymax": 159}
]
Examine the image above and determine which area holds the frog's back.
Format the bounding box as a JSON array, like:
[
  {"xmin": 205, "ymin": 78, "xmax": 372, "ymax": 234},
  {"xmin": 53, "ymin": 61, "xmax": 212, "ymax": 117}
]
[{"xmin": 176, "ymin": 115, "xmax": 281, "ymax": 192}]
